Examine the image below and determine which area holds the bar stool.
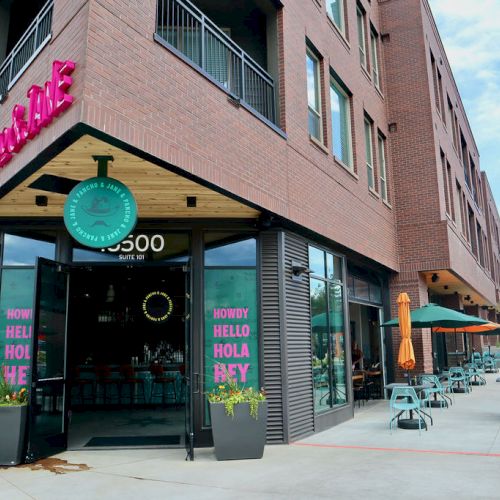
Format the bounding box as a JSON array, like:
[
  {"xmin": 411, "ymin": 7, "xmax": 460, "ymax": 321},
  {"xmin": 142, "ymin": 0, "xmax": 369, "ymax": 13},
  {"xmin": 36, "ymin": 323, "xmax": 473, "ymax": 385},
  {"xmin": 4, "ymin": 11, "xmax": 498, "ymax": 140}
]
[
  {"xmin": 119, "ymin": 364, "xmax": 146, "ymax": 406},
  {"xmin": 71, "ymin": 366, "xmax": 95, "ymax": 406},
  {"xmin": 94, "ymin": 364, "xmax": 120, "ymax": 405},
  {"xmin": 150, "ymin": 364, "xmax": 177, "ymax": 405}
]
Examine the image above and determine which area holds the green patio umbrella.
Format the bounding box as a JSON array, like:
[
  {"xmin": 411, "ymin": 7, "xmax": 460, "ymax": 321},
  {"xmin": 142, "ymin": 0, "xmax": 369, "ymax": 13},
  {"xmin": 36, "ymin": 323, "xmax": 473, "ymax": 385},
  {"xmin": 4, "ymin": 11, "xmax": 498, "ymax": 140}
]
[
  {"xmin": 382, "ymin": 303, "xmax": 489, "ymax": 367},
  {"xmin": 381, "ymin": 303, "xmax": 489, "ymax": 329}
]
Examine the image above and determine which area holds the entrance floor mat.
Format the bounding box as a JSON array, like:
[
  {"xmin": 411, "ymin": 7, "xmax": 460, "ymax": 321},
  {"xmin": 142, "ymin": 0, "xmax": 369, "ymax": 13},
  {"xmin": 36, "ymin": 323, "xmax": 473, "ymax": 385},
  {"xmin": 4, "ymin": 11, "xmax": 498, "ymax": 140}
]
[{"xmin": 84, "ymin": 435, "xmax": 181, "ymax": 447}]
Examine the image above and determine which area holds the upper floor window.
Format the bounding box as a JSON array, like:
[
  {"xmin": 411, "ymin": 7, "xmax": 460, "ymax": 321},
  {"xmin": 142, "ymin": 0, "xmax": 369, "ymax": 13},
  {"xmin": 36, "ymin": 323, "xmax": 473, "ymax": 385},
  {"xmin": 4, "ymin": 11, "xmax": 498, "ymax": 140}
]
[
  {"xmin": 365, "ymin": 117, "xmax": 374, "ymax": 190},
  {"xmin": 307, "ymin": 48, "xmax": 323, "ymax": 142},
  {"xmin": 330, "ymin": 77, "xmax": 352, "ymax": 168},
  {"xmin": 357, "ymin": 6, "xmax": 367, "ymax": 70},
  {"xmin": 370, "ymin": 28, "xmax": 380, "ymax": 89},
  {"xmin": 378, "ymin": 133, "xmax": 388, "ymax": 202},
  {"xmin": 327, "ymin": 0, "xmax": 345, "ymax": 35}
]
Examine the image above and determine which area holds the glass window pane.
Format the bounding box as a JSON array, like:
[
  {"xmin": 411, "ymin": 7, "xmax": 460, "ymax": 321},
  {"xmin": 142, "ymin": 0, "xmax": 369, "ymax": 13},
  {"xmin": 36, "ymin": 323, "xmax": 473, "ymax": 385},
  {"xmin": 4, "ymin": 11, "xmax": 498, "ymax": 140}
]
[
  {"xmin": 327, "ymin": 253, "xmax": 334, "ymax": 281},
  {"xmin": 327, "ymin": 1, "xmax": 343, "ymax": 30},
  {"xmin": 73, "ymin": 232, "xmax": 190, "ymax": 263},
  {"xmin": 309, "ymin": 246, "xmax": 326, "ymax": 277},
  {"xmin": 329, "ymin": 283, "xmax": 346, "ymax": 405},
  {"xmin": 370, "ymin": 283, "xmax": 382, "ymax": 303},
  {"xmin": 311, "ymin": 278, "xmax": 330, "ymax": 412},
  {"xmin": 333, "ymin": 256, "xmax": 343, "ymax": 281},
  {"xmin": 330, "ymin": 83, "xmax": 351, "ymax": 166},
  {"xmin": 3, "ymin": 233, "xmax": 55, "ymax": 266},
  {"xmin": 204, "ymin": 234, "xmax": 256, "ymax": 266},
  {"xmin": 357, "ymin": 9, "xmax": 366, "ymax": 67},
  {"xmin": 306, "ymin": 53, "xmax": 319, "ymax": 112},
  {"xmin": 354, "ymin": 277, "xmax": 369, "ymax": 300},
  {"xmin": 0, "ymin": 269, "xmax": 35, "ymax": 391}
]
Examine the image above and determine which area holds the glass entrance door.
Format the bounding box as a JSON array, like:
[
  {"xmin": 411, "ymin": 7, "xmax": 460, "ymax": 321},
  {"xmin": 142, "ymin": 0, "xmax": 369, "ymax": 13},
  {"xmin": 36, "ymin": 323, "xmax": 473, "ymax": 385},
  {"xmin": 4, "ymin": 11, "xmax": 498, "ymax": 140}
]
[{"xmin": 26, "ymin": 258, "xmax": 69, "ymax": 461}]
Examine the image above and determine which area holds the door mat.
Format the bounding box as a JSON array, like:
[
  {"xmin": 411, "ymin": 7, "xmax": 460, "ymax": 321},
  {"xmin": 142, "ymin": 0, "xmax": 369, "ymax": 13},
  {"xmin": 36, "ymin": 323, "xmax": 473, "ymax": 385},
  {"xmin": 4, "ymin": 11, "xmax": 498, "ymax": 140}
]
[{"xmin": 84, "ymin": 435, "xmax": 180, "ymax": 447}]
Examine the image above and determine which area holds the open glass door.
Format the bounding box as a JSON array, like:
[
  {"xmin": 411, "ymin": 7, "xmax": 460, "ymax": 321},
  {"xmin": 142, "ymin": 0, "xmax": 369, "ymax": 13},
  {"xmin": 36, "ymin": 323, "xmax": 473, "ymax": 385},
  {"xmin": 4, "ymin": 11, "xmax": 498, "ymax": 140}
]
[
  {"xmin": 26, "ymin": 258, "xmax": 69, "ymax": 462},
  {"xmin": 184, "ymin": 266, "xmax": 194, "ymax": 460}
]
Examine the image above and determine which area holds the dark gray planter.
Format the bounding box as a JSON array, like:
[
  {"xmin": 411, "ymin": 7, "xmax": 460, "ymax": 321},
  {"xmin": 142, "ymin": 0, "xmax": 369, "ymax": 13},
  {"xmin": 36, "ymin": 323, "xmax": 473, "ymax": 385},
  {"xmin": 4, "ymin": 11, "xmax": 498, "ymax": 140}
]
[
  {"xmin": 209, "ymin": 401, "xmax": 267, "ymax": 460},
  {"xmin": 0, "ymin": 405, "xmax": 28, "ymax": 466}
]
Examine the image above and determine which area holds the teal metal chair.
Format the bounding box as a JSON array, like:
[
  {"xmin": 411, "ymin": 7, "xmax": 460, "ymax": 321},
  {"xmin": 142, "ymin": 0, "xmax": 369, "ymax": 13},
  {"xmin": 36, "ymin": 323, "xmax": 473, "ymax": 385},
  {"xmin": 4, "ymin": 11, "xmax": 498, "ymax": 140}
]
[
  {"xmin": 483, "ymin": 355, "xmax": 497, "ymax": 373},
  {"xmin": 420, "ymin": 374, "xmax": 451, "ymax": 407},
  {"xmin": 464, "ymin": 362, "xmax": 486, "ymax": 385},
  {"xmin": 448, "ymin": 367, "xmax": 471, "ymax": 394},
  {"xmin": 389, "ymin": 386, "xmax": 426, "ymax": 435}
]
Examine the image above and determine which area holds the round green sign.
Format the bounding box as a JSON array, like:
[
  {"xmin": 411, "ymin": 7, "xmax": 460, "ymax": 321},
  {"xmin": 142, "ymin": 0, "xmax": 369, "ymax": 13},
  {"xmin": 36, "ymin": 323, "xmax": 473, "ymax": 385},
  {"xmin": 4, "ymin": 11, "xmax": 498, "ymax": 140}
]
[{"xmin": 64, "ymin": 177, "xmax": 138, "ymax": 248}]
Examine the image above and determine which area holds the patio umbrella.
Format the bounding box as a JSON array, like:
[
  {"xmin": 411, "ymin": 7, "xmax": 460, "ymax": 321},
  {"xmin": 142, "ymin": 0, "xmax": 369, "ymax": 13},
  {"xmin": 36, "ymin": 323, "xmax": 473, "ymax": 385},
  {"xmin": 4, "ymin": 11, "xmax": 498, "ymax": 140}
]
[
  {"xmin": 433, "ymin": 322, "xmax": 500, "ymax": 357},
  {"xmin": 383, "ymin": 303, "xmax": 490, "ymax": 368},
  {"xmin": 396, "ymin": 292, "xmax": 415, "ymax": 384},
  {"xmin": 382, "ymin": 303, "xmax": 489, "ymax": 328}
]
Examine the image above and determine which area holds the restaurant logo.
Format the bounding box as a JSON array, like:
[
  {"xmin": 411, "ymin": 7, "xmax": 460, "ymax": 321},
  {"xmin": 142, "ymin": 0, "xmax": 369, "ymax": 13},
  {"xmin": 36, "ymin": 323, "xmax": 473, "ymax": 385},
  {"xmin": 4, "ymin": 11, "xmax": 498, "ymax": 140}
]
[
  {"xmin": 0, "ymin": 60, "xmax": 76, "ymax": 168},
  {"xmin": 142, "ymin": 291, "xmax": 174, "ymax": 323},
  {"xmin": 63, "ymin": 176, "xmax": 138, "ymax": 248}
]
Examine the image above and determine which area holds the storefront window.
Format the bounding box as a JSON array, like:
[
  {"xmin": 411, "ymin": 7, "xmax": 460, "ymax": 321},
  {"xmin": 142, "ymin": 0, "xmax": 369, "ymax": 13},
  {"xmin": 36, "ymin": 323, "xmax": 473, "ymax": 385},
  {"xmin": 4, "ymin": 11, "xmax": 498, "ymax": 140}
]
[
  {"xmin": 310, "ymin": 245, "xmax": 347, "ymax": 413},
  {"xmin": 2, "ymin": 233, "xmax": 55, "ymax": 266},
  {"xmin": 203, "ymin": 233, "xmax": 258, "ymax": 425},
  {"xmin": 0, "ymin": 269, "xmax": 35, "ymax": 391},
  {"xmin": 204, "ymin": 234, "xmax": 256, "ymax": 266},
  {"xmin": 72, "ymin": 232, "xmax": 190, "ymax": 263}
]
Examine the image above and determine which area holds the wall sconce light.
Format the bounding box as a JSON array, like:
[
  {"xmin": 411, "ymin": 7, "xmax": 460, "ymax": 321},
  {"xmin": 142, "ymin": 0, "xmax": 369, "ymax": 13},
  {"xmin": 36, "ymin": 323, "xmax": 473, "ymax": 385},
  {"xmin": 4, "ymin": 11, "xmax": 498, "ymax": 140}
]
[
  {"xmin": 444, "ymin": 285, "xmax": 449, "ymax": 290},
  {"xmin": 431, "ymin": 273, "xmax": 439, "ymax": 283},
  {"xmin": 291, "ymin": 260, "xmax": 312, "ymax": 281},
  {"xmin": 186, "ymin": 196, "xmax": 197, "ymax": 208},
  {"xmin": 464, "ymin": 295, "xmax": 471, "ymax": 301}
]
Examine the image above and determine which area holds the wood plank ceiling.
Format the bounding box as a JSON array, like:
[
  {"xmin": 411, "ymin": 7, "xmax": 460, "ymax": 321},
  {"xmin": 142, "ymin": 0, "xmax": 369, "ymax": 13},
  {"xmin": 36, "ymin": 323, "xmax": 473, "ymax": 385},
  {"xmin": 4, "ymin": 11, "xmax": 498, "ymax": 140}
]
[{"xmin": 0, "ymin": 135, "xmax": 260, "ymax": 219}]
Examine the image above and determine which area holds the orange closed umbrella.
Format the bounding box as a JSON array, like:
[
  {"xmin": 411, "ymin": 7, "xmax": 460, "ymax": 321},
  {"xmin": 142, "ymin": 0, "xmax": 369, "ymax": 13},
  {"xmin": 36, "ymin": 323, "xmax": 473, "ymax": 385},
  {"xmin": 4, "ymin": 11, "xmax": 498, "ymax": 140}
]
[{"xmin": 397, "ymin": 292, "xmax": 415, "ymax": 372}]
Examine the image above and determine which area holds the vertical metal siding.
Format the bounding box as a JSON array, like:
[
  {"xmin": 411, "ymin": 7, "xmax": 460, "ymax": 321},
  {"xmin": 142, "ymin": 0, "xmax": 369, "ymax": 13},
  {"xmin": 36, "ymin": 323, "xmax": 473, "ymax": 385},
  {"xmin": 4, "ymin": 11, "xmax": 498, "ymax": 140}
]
[
  {"xmin": 284, "ymin": 232, "xmax": 314, "ymax": 440},
  {"xmin": 260, "ymin": 231, "xmax": 285, "ymax": 443}
]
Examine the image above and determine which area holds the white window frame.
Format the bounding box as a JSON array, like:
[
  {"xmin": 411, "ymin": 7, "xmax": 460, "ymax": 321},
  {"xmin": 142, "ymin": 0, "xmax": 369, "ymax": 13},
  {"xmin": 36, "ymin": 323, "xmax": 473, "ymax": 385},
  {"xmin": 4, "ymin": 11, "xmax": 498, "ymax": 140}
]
[
  {"xmin": 357, "ymin": 6, "xmax": 367, "ymax": 69},
  {"xmin": 306, "ymin": 49, "xmax": 323, "ymax": 142},
  {"xmin": 330, "ymin": 78, "xmax": 353, "ymax": 169},
  {"xmin": 327, "ymin": 0, "xmax": 345, "ymax": 35},
  {"xmin": 370, "ymin": 29, "xmax": 380, "ymax": 89},
  {"xmin": 365, "ymin": 118, "xmax": 374, "ymax": 190},
  {"xmin": 378, "ymin": 133, "xmax": 388, "ymax": 202}
]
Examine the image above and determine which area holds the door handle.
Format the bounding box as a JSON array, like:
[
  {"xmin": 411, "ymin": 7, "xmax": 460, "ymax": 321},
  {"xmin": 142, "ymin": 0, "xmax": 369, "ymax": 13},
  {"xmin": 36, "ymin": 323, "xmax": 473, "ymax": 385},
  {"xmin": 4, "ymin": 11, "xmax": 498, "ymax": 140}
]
[{"xmin": 193, "ymin": 373, "xmax": 200, "ymax": 394}]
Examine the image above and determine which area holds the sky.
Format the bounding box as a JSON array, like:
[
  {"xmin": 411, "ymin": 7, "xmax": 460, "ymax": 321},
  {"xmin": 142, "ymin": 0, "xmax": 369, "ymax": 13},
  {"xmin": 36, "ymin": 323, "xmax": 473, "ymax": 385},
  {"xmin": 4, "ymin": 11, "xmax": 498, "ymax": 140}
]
[{"xmin": 428, "ymin": 0, "xmax": 500, "ymax": 209}]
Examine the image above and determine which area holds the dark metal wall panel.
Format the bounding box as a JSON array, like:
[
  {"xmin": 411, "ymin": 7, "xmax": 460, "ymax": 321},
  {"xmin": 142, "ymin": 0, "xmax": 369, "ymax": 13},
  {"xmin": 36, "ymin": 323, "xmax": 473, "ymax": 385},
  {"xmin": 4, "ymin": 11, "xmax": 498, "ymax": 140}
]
[
  {"xmin": 283, "ymin": 232, "xmax": 314, "ymax": 440},
  {"xmin": 260, "ymin": 230, "xmax": 285, "ymax": 443}
]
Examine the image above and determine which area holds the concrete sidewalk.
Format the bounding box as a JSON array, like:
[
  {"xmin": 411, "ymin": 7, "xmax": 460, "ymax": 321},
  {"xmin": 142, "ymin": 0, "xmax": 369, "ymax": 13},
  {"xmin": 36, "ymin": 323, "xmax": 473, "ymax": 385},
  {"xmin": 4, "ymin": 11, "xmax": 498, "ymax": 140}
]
[{"xmin": 2, "ymin": 373, "xmax": 500, "ymax": 500}]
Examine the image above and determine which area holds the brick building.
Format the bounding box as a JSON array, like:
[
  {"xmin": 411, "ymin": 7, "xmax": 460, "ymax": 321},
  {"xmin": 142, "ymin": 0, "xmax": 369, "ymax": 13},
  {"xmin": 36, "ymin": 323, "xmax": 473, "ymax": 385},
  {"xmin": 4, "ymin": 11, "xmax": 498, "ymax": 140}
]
[{"xmin": 0, "ymin": 0, "xmax": 497, "ymax": 461}]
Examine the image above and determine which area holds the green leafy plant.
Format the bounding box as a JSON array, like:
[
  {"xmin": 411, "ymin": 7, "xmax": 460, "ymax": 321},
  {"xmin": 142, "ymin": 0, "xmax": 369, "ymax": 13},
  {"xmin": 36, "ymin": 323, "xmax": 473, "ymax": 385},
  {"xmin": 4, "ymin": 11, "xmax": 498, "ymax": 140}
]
[
  {"xmin": 207, "ymin": 365, "xmax": 266, "ymax": 419},
  {"xmin": 0, "ymin": 368, "xmax": 28, "ymax": 407}
]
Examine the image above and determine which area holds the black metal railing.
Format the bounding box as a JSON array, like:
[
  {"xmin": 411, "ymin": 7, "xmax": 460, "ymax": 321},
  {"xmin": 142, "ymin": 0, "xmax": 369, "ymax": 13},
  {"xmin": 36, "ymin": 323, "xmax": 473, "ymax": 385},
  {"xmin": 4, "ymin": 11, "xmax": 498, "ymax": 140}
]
[
  {"xmin": 156, "ymin": 0, "xmax": 276, "ymax": 124},
  {"xmin": 0, "ymin": 0, "xmax": 53, "ymax": 98}
]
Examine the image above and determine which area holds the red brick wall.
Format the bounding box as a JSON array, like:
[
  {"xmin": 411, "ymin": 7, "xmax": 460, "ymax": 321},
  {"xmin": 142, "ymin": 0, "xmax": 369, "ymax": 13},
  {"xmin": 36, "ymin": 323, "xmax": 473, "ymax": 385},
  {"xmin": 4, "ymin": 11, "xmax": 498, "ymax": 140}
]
[
  {"xmin": 0, "ymin": 0, "xmax": 401, "ymax": 271},
  {"xmin": 0, "ymin": 0, "xmax": 88, "ymax": 186}
]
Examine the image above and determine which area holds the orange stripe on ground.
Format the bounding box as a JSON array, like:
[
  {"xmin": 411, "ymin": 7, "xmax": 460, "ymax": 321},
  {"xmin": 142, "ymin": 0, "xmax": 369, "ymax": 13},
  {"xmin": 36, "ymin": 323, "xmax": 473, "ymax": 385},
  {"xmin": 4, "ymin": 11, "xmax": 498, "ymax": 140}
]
[{"xmin": 292, "ymin": 442, "xmax": 500, "ymax": 458}]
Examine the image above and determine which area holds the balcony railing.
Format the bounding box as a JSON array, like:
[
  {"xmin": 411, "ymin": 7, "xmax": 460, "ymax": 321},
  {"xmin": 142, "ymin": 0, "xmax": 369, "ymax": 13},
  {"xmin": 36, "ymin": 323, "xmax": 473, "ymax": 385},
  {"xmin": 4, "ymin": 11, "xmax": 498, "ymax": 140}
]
[
  {"xmin": 156, "ymin": 0, "xmax": 276, "ymax": 124},
  {"xmin": 0, "ymin": 0, "xmax": 53, "ymax": 98}
]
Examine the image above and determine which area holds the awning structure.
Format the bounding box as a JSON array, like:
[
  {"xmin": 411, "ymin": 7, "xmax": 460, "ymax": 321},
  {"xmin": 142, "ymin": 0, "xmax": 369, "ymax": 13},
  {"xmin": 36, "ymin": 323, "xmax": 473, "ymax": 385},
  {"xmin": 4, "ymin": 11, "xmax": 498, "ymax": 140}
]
[{"xmin": 0, "ymin": 134, "xmax": 260, "ymax": 219}]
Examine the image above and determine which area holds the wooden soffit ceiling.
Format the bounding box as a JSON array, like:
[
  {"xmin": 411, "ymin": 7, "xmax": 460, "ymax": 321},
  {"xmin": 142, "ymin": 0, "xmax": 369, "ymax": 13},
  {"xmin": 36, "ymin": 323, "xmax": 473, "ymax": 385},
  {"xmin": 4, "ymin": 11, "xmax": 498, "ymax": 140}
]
[{"xmin": 0, "ymin": 135, "xmax": 260, "ymax": 219}]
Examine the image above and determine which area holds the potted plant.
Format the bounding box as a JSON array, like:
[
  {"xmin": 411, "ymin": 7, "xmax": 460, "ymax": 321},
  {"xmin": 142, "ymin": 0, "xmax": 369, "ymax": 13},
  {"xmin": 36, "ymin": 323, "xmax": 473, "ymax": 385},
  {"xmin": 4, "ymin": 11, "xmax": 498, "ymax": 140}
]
[
  {"xmin": 208, "ymin": 370, "xmax": 267, "ymax": 461},
  {"xmin": 0, "ymin": 370, "xmax": 29, "ymax": 466}
]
